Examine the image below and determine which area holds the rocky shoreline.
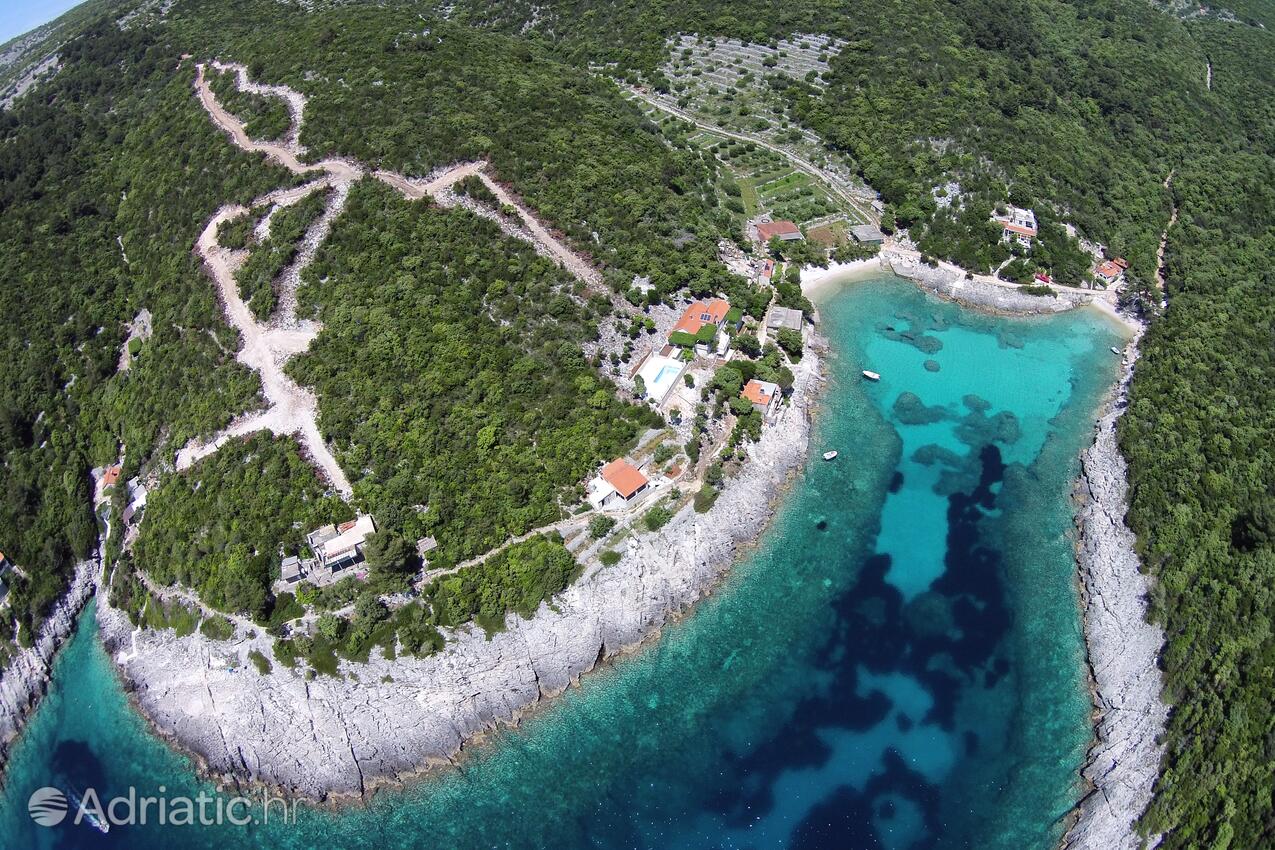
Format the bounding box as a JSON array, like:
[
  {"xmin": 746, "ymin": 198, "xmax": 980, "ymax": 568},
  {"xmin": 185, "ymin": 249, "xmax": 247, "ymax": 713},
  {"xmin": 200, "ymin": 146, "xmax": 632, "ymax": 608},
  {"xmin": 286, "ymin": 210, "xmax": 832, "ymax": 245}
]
[
  {"xmin": 1063, "ymin": 323, "xmax": 1168, "ymax": 850},
  {"xmin": 885, "ymin": 253, "xmax": 1096, "ymax": 315},
  {"xmin": 95, "ymin": 343, "xmax": 825, "ymax": 800},
  {"xmin": 807, "ymin": 254, "xmax": 1166, "ymax": 849},
  {"xmin": 1, "ymin": 270, "xmax": 1167, "ymax": 847},
  {"xmin": 0, "ymin": 557, "xmax": 98, "ymax": 774}
]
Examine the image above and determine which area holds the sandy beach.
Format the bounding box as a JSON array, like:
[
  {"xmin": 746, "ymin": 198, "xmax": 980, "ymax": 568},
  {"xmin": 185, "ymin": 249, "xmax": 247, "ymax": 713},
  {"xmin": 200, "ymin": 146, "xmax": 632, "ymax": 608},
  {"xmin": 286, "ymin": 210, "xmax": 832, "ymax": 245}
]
[{"xmin": 799, "ymin": 256, "xmax": 888, "ymax": 301}]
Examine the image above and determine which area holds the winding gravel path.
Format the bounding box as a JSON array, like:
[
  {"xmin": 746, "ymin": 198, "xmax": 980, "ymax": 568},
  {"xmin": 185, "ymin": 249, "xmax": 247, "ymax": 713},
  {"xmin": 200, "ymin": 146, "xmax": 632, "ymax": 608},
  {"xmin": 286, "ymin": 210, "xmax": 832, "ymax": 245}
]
[{"xmin": 179, "ymin": 62, "xmax": 608, "ymax": 494}]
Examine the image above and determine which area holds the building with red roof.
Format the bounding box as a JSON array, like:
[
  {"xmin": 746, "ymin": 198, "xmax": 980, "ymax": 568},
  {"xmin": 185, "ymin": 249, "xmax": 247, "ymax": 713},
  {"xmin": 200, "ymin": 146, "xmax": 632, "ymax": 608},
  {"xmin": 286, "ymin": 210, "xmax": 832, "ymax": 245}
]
[
  {"xmin": 671, "ymin": 299, "xmax": 731, "ymax": 337},
  {"xmin": 749, "ymin": 219, "xmax": 803, "ymax": 244},
  {"xmin": 741, "ymin": 379, "xmax": 781, "ymax": 417},
  {"xmin": 587, "ymin": 458, "xmax": 651, "ymax": 511},
  {"xmin": 1094, "ymin": 258, "xmax": 1128, "ymax": 287},
  {"xmin": 992, "ymin": 206, "xmax": 1037, "ymax": 247}
]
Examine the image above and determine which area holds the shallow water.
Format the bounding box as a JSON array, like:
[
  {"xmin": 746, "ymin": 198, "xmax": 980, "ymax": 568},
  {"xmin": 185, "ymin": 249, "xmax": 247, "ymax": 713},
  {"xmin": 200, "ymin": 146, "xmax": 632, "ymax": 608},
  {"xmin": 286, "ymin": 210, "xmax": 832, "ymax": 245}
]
[{"xmin": 0, "ymin": 275, "xmax": 1126, "ymax": 849}]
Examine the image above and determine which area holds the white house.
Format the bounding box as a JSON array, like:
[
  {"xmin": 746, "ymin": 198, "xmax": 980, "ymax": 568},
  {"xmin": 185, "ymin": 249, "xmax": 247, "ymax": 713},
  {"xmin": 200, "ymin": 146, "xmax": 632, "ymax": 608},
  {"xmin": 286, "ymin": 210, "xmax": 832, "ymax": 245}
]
[
  {"xmin": 992, "ymin": 206, "xmax": 1037, "ymax": 247},
  {"xmin": 306, "ymin": 514, "xmax": 377, "ymax": 572}
]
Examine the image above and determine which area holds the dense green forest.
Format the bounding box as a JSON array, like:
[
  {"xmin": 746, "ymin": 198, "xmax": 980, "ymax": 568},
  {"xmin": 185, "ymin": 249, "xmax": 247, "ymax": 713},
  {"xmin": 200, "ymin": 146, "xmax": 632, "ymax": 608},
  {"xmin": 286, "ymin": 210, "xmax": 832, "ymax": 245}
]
[
  {"xmin": 132, "ymin": 432, "xmax": 351, "ymax": 617},
  {"xmin": 2, "ymin": 0, "xmax": 1272, "ymax": 843},
  {"xmin": 166, "ymin": 4, "xmax": 745, "ymax": 303},
  {"xmin": 0, "ymin": 21, "xmax": 286, "ymax": 643},
  {"xmin": 235, "ymin": 186, "xmax": 329, "ymax": 319},
  {"xmin": 425, "ymin": 534, "xmax": 580, "ymax": 634},
  {"xmin": 290, "ymin": 179, "xmax": 658, "ymax": 567},
  {"xmin": 2, "ymin": 1, "xmax": 695, "ymax": 638},
  {"xmin": 206, "ymin": 65, "xmax": 290, "ymax": 140}
]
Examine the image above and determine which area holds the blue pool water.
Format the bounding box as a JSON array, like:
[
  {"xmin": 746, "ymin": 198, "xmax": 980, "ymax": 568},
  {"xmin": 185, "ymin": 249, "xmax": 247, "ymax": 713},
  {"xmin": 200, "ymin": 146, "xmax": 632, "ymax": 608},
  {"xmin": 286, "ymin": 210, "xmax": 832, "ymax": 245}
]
[{"xmin": 0, "ymin": 275, "xmax": 1126, "ymax": 849}]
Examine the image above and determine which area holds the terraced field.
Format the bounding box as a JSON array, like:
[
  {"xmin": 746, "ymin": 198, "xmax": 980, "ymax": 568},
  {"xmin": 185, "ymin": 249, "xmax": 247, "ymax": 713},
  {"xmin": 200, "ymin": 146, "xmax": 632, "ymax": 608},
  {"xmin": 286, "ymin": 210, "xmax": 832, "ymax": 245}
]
[{"xmin": 640, "ymin": 34, "xmax": 876, "ymax": 238}]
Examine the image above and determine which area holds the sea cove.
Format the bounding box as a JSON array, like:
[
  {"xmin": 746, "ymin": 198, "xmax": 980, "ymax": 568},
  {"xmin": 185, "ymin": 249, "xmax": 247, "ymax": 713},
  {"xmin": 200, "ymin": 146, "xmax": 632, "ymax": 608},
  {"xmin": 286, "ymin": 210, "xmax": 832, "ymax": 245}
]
[{"xmin": 0, "ymin": 275, "xmax": 1127, "ymax": 849}]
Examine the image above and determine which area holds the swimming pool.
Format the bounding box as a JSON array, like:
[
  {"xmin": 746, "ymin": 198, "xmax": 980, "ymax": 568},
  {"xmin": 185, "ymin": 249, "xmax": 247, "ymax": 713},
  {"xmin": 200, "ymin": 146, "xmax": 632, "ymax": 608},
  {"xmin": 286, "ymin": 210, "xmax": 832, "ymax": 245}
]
[{"xmin": 638, "ymin": 354, "xmax": 686, "ymax": 404}]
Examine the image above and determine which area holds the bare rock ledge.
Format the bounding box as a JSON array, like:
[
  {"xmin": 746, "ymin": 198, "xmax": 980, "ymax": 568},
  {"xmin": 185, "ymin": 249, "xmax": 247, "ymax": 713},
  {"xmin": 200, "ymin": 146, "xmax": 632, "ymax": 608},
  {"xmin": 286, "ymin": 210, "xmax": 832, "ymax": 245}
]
[
  {"xmin": 1063, "ymin": 325, "xmax": 1168, "ymax": 850},
  {"xmin": 96, "ymin": 346, "xmax": 825, "ymax": 800}
]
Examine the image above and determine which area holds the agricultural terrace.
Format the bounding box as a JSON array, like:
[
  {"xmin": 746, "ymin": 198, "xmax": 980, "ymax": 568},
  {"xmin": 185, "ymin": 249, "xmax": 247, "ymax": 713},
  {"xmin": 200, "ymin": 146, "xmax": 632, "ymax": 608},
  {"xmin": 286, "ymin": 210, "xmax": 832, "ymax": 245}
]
[{"xmin": 639, "ymin": 34, "xmax": 875, "ymax": 237}]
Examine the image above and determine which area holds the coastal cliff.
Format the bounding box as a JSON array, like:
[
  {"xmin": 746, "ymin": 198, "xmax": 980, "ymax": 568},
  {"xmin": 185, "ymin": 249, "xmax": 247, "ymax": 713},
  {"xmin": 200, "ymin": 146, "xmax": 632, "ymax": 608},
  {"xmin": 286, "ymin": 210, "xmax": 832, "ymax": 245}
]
[
  {"xmin": 96, "ymin": 345, "xmax": 824, "ymax": 799},
  {"xmin": 1064, "ymin": 327, "xmax": 1168, "ymax": 850},
  {"xmin": 0, "ymin": 558, "xmax": 98, "ymax": 772}
]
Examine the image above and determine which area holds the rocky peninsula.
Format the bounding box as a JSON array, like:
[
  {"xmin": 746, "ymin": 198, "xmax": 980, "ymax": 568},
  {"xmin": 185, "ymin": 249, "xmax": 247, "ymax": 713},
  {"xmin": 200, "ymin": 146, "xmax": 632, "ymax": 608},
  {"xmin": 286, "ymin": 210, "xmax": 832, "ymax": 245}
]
[{"xmin": 95, "ymin": 345, "xmax": 825, "ymax": 800}]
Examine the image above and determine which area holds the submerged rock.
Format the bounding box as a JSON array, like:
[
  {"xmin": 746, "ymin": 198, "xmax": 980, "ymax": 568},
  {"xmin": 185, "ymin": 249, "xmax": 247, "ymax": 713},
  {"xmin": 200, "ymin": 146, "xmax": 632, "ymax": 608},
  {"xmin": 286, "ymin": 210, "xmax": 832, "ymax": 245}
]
[{"xmin": 892, "ymin": 392, "xmax": 948, "ymax": 425}]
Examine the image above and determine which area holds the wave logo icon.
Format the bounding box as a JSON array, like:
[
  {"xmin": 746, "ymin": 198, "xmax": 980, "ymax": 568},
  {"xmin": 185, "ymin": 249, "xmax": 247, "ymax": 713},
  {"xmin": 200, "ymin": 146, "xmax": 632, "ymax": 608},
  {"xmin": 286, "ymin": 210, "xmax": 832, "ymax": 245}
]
[{"xmin": 28, "ymin": 786, "xmax": 68, "ymax": 827}]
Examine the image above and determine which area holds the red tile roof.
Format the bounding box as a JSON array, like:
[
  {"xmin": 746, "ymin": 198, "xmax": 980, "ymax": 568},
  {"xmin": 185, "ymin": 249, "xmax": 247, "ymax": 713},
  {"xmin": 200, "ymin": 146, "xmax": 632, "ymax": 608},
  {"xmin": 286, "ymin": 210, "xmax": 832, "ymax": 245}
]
[
  {"xmin": 1002, "ymin": 221, "xmax": 1037, "ymax": 237},
  {"xmin": 601, "ymin": 459, "xmax": 648, "ymax": 499},
  {"xmin": 742, "ymin": 379, "xmax": 777, "ymax": 407},
  {"xmin": 756, "ymin": 220, "xmax": 802, "ymax": 241},
  {"xmin": 102, "ymin": 465, "xmax": 122, "ymax": 488},
  {"xmin": 1095, "ymin": 260, "xmax": 1124, "ymax": 280},
  {"xmin": 672, "ymin": 298, "xmax": 731, "ymax": 336}
]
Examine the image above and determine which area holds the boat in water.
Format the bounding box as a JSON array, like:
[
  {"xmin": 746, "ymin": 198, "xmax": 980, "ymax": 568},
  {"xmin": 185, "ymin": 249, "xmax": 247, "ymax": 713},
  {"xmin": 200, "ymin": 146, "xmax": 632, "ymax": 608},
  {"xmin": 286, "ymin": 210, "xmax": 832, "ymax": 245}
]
[
  {"xmin": 1110, "ymin": 346, "xmax": 1121, "ymax": 355},
  {"xmin": 862, "ymin": 370, "xmax": 880, "ymax": 381},
  {"xmin": 823, "ymin": 451, "xmax": 838, "ymax": 461},
  {"xmin": 65, "ymin": 784, "xmax": 110, "ymax": 834}
]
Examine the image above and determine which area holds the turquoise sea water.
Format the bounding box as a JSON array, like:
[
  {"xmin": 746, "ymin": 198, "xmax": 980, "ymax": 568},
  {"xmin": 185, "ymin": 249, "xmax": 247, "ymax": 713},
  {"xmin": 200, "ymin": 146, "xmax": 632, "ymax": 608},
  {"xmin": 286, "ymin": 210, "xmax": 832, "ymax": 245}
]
[{"xmin": 0, "ymin": 276, "xmax": 1126, "ymax": 850}]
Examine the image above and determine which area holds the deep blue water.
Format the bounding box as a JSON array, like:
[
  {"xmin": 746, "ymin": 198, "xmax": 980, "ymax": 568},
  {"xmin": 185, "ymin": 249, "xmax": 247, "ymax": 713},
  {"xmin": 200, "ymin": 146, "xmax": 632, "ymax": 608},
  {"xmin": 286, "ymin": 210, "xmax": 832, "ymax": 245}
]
[{"xmin": 0, "ymin": 276, "xmax": 1126, "ymax": 850}]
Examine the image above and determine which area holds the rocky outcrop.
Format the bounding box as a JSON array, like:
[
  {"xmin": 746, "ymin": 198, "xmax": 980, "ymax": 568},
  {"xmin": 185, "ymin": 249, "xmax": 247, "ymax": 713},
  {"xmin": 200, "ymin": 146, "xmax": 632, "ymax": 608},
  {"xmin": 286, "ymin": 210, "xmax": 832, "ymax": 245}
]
[
  {"xmin": 98, "ymin": 345, "xmax": 824, "ymax": 800},
  {"xmin": 0, "ymin": 558, "xmax": 98, "ymax": 772},
  {"xmin": 887, "ymin": 255, "xmax": 1093, "ymax": 315},
  {"xmin": 1064, "ymin": 327, "xmax": 1168, "ymax": 850}
]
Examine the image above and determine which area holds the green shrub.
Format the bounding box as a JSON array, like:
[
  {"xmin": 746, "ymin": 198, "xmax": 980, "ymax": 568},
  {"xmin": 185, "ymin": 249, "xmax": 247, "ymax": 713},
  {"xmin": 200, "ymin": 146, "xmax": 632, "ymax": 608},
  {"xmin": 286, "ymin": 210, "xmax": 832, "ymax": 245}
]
[
  {"xmin": 427, "ymin": 536, "xmax": 579, "ymax": 633},
  {"xmin": 693, "ymin": 485, "xmax": 719, "ymax": 513},
  {"xmin": 199, "ymin": 616, "xmax": 236, "ymax": 641},
  {"xmin": 272, "ymin": 639, "xmax": 299, "ymax": 669},
  {"xmin": 599, "ymin": 550, "xmax": 622, "ymax": 566},
  {"xmin": 774, "ymin": 328, "xmax": 803, "ymax": 361},
  {"xmin": 588, "ymin": 515, "xmax": 616, "ymax": 539},
  {"xmin": 643, "ymin": 504, "xmax": 674, "ymax": 531},
  {"xmin": 248, "ymin": 649, "xmax": 272, "ymax": 675}
]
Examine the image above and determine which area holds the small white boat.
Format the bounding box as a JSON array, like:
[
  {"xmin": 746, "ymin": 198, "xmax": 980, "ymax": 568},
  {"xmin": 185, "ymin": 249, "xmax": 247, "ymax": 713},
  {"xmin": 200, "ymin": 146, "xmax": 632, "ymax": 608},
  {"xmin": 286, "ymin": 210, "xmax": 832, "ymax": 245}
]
[
  {"xmin": 823, "ymin": 451, "xmax": 839, "ymax": 461},
  {"xmin": 862, "ymin": 370, "xmax": 881, "ymax": 381},
  {"xmin": 1110, "ymin": 347, "xmax": 1121, "ymax": 355}
]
